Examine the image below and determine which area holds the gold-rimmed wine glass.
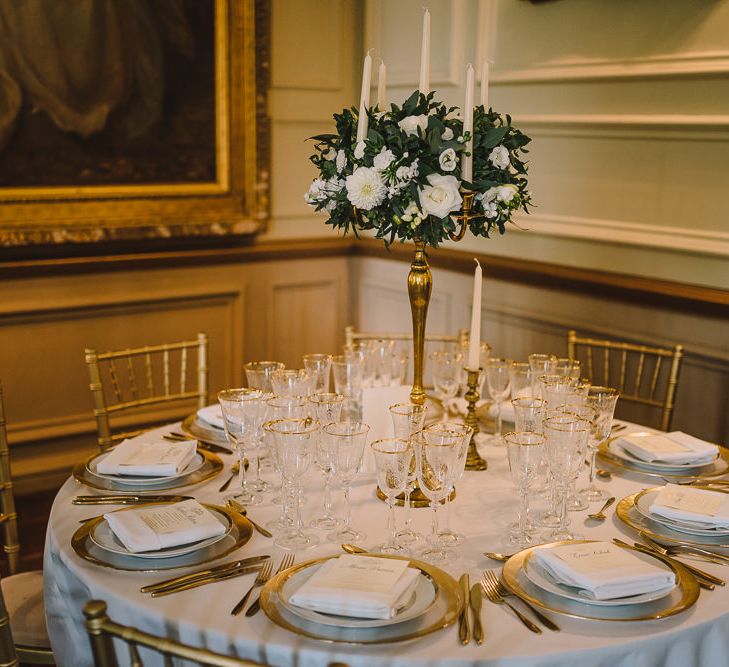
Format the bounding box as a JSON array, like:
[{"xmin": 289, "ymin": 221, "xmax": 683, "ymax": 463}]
[{"xmin": 371, "ymin": 438, "xmax": 412, "ymax": 553}]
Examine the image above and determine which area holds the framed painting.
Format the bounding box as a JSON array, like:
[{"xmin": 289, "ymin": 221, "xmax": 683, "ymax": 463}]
[{"xmin": 0, "ymin": 0, "xmax": 269, "ymax": 246}]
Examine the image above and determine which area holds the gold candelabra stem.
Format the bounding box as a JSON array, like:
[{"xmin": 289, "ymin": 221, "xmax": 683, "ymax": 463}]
[
  {"xmin": 464, "ymin": 367, "xmax": 488, "ymax": 471},
  {"xmin": 408, "ymin": 239, "xmax": 431, "ymax": 406},
  {"xmin": 448, "ymin": 191, "xmax": 481, "ymax": 241}
]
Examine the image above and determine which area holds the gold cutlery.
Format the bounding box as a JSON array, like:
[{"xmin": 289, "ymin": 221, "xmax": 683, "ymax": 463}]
[
  {"xmin": 639, "ymin": 532, "xmax": 729, "ymax": 567},
  {"xmin": 225, "ymin": 499, "xmax": 273, "ymax": 538},
  {"xmin": 218, "ymin": 461, "xmax": 241, "ymax": 492},
  {"xmin": 611, "ymin": 424, "xmax": 627, "ymax": 433},
  {"xmin": 141, "ymin": 554, "xmax": 270, "ymax": 594},
  {"xmin": 73, "ymin": 494, "xmax": 193, "ymax": 505},
  {"xmin": 151, "ymin": 564, "xmax": 263, "ymax": 597},
  {"xmin": 245, "ymin": 553, "xmax": 296, "ymax": 617},
  {"xmin": 341, "ymin": 543, "xmax": 368, "ymax": 554},
  {"xmin": 458, "ymin": 574, "xmax": 470, "ymax": 645},
  {"xmin": 469, "ymin": 582, "xmax": 484, "ymax": 645},
  {"xmin": 162, "ymin": 433, "xmax": 231, "ymax": 455},
  {"xmin": 587, "ymin": 497, "xmax": 616, "ymax": 521},
  {"xmin": 483, "ymin": 551, "xmax": 514, "ymax": 562},
  {"xmin": 481, "ymin": 571, "xmax": 541, "ymax": 634},
  {"xmin": 612, "ymin": 539, "xmax": 719, "ymax": 589},
  {"xmin": 485, "ymin": 569, "xmax": 560, "ymax": 632},
  {"xmin": 231, "ymin": 560, "xmax": 274, "ymax": 615},
  {"xmin": 596, "ymin": 468, "xmax": 613, "ymax": 479}
]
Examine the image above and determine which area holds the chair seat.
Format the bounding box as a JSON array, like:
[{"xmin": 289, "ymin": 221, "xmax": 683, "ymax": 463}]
[{"xmin": 2, "ymin": 570, "xmax": 50, "ymax": 648}]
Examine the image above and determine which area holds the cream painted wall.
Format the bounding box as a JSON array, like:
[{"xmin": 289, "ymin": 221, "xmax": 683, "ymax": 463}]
[{"xmin": 356, "ymin": 0, "xmax": 729, "ymax": 289}]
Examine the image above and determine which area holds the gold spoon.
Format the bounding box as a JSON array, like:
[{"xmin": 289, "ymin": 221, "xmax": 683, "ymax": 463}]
[
  {"xmin": 483, "ymin": 551, "xmax": 515, "ymax": 562},
  {"xmin": 586, "ymin": 496, "xmax": 616, "ymax": 521},
  {"xmin": 341, "ymin": 543, "xmax": 368, "ymax": 554}
]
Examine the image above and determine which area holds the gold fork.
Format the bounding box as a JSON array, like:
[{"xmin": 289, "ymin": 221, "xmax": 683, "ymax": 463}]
[
  {"xmin": 231, "ymin": 559, "xmax": 273, "ymax": 616},
  {"xmin": 488, "ymin": 571, "xmax": 560, "ymax": 631},
  {"xmin": 481, "ymin": 571, "xmax": 542, "ymax": 634},
  {"xmin": 245, "ymin": 553, "xmax": 296, "ymax": 617}
]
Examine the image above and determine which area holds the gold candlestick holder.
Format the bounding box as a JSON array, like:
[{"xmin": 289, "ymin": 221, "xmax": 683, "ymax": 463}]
[{"xmin": 464, "ymin": 367, "xmax": 488, "ymax": 471}]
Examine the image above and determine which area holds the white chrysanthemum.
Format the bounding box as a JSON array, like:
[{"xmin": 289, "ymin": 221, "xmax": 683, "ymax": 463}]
[
  {"xmin": 346, "ymin": 167, "xmax": 386, "ymax": 210},
  {"xmin": 373, "ymin": 148, "xmax": 395, "ymax": 171},
  {"xmin": 489, "ymin": 145, "xmax": 510, "ymax": 170},
  {"xmin": 439, "ymin": 148, "xmax": 457, "ymax": 172},
  {"xmin": 336, "ymin": 149, "xmax": 346, "ymax": 173},
  {"xmin": 441, "ymin": 127, "xmax": 454, "ymax": 141},
  {"xmin": 354, "ymin": 141, "xmax": 366, "ymax": 160}
]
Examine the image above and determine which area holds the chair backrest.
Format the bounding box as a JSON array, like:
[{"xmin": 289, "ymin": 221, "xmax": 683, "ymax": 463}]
[
  {"xmin": 0, "ymin": 385, "xmax": 19, "ymax": 577},
  {"xmin": 567, "ymin": 330, "xmax": 684, "ymax": 431},
  {"xmin": 83, "ymin": 600, "xmax": 264, "ymax": 667},
  {"xmin": 0, "ymin": 577, "xmax": 19, "ymax": 667},
  {"xmin": 85, "ymin": 334, "xmax": 209, "ymax": 452}
]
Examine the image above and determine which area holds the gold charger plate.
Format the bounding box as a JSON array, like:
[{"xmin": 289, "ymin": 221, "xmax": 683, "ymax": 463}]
[
  {"xmin": 616, "ymin": 488, "xmax": 729, "ymax": 549},
  {"xmin": 597, "ymin": 440, "xmax": 729, "ymax": 480},
  {"xmin": 502, "ymin": 540, "xmax": 699, "ymax": 621},
  {"xmin": 259, "ymin": 553, "xmax": 463, "ymax": 644},
  {"xmin": 71, "ymin": 503, "xmax": 253, "ymax": 572},
  {"xmin": 73, "ymin": 448, "xmax": 223, "ymax": 493},
  {"xmin": 181, "ymin": 414, "xmax": 230, "ymax": 448}
]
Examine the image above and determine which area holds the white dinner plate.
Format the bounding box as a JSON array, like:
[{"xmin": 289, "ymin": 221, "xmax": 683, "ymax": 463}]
[
  {"xmin": 87, "ymin": 450, "xmax": 205, "ymax": 486},
  {"xmin": 523, "ymin": 550, "xmax": 675, "ymax": 607},
  {"xmin": 278, "ymin": 561, "xmax": 438, "ymax": 629},
  {"xmin": 608, "ymin": 439, "xmax": 718, "ymax": 473},
  {"xmin": 635, "ymin": 488, "xmax": 729, "ymax": 536},
  {"xmin": 197, "ymin": 404, "xmax": 225, "ymax": 431},
  {"xmin": 89, "ymin": 506, "xmax": 232, "ymax": 559}
]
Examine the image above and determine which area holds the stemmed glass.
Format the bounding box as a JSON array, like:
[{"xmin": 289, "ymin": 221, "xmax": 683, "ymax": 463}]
[
  {"xmin": 542, "ymin": 415, "xmax": 590, "ymax": 541},
  {"xmin": 344, "ymin": 342, "xmax": 375, "ymax": 388},
  {"xmin": 484, "ymin": 358, "xmax": 512, "ymax": 441},
  {"xmin": 540, "ymin": 375, "xmax": 575, "ymax": 409},
  {"xmin": 554, "ymin": 358, "xmax": 581, "ymax": 379},
  {"xmin": 371, "ymin": 439, "xmax": 412, "ymax": 553},
  {"xmin": 331, "ymin": 354, "xmax": 364, "ymax": 420},
  {"xmin": 505, "ymin": 431, "xmax": 545, "ymax": 548},
  {"xmin": 217, "ymin": 388, "xmax": 268, "ymax": 505},
  {"xmin": 264, "ymin": 417, "xmax": 320, "ymax": 550},
  {"xmin": 326, "ymin": 421, "xmax": 370, "ymax": 542},
  {"xmin": 424, "ymin": 422, "xmax": 472, "ymax": 547},
  {"xmin": 371, "ymin": 339, "xmax": 396, "ymax": 386},
  {"xmin": 303, "ymin": 354, "xmax": 332, "ymax": 393},
  {"xmin": 244, "ymin": 361, "xmax": 285, "ymax": 392},
  {"xmin": 581, "ymin": 386, "xmax": 619, "ymax": 502},
  {"xmin": 389, "ymin": 402, "xmax": 427, "ymax": 544},
  {"xmin": 271, "ymin": 369, "xmax": 314, "ymax": 397},
  {"xmin": 509, "ymin": 362, "xmax": 533, "ymax": 400},
  {"xmin": 553, "ymin": 402, "xmax": 595, "ymax": 512},
  {"xmin": 429, "ymin": 351, "xmax": 463, "ymax": 404},
  {"xmin": 528, "ymin": 354, "xmax": 556, "ymax": 397},
  {"xmin": 308, "ymin": 393, "xmax": 345, "ymax": 530},
  {"xmin": 512, "ymin": 396, "xmax": 548, "ymax": 496},
  {"xmin": 415, "ymin": 428, "xmax": 462, "ymax": 563}
]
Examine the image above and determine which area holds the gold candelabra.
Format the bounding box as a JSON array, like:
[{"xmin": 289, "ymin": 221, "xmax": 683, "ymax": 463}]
[{"xmin": 463, "ymin": 367, "xmax": 488, "ymax": 470}]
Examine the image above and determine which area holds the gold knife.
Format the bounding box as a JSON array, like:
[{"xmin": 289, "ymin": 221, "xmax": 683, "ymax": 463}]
[
  {"xmin": 140, "ymin": 554, "xmax": 270, "ymax": 593},
  {"xmin": 470, "ymin": 583, "xmax": 484, "ymax": 645},
  {"xmin": 458, "ymin": 574, "xmax": 470, "ymax": 645},
  {"xmin": 73, "ymin": 495, "xmax": 193, "ymax": 505},
  {"xmin": 150, "ymin": 565, "xmax": 262, "ymax": 597}
]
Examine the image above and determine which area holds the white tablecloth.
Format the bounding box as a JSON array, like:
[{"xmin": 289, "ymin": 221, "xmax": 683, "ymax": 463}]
[{"xmin": 44, "ymin": 423, "xmax": 729, "ymax": 667}]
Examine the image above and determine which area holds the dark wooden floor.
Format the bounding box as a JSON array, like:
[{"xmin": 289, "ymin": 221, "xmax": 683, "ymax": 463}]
[{"xmin": 8, "ymin": 489, "xmax": 59, "ymax": 575}]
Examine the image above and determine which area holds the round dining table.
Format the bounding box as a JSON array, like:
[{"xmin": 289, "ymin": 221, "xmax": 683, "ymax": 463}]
[{"xmin": 44, "ymin": 418, "xmax": 729, "ymax": 667}]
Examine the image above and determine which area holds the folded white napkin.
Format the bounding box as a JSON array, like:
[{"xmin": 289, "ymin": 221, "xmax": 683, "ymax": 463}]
[
  {"xmin": 197, "ymin": 404, "xmax": 225, "ymax": 430},
  {"xmin": 533, "ymin": 541, "xmax": 675, "ymax": 601},
  {"xmin": 96, "ymin": 439, "xmax": 197, "ymax": 477},
  {"xmin": 104, "ymin": 499, "xmax": 225, "ymax": 554},
  {"xmin": 649, "ymin": 484, "xmax": 729, "ymax": 528},
  {"xmin": 617, "ymin": 431, "xmax": 718, "ymax": 465},
  {"xmin": 289, "ymin": 554, "xmax": 420, "ymax": 619}
]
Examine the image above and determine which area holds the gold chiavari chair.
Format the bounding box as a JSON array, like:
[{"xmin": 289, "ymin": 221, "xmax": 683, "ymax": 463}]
[
  {"xmin": 567, "ymin": 329, "xmax": 684, "ymax": 431},
  {"xmin": 0, "ymin": 384, "xmax": 55, "ymax": 665},
  {"xmin": 85, "ymin": 333, "xmax": 209, "ymax": 452},
  {"xmin": 83, "ymin": 600, "xmax": 267, "ymax": 667}
]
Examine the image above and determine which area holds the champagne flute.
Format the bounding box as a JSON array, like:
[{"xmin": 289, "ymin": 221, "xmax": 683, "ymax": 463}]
[
  {"xmin": 303, "ymin": 354, "xmax": 332, "ymax": 393},
  {"xmin": 505, "ymin": 431, "xmax": 545, "ymax": 548},
  {"xmin": 371, "ymin": 439, "xmax": 411, "ymax": 553},
  {"xmin": 528, "ymin": 354, "xmax": 556, "ymax": 397},
  {"xmin": 581, "ymin": 386, "xmax": 619, "ymax": 502},
  {"xmin": 484, "ymin": 358, "xmax": 511, "ymax": 441}
]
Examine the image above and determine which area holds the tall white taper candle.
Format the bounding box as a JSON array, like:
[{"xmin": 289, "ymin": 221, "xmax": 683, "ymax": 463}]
[
  {"xmin": 462, "ymin": 63, "xmax": 474, "ymax": 183},
  {"xmin": 480, "ymin": 61, "xmax": 489, "ymax": 109},
  {"xmin": 356, "ymin": 51, "xmax": 372, "ymax": 143},
  {"xmin": 468, "ymin": 258, "xmax": 482, "ymax": 370},
  {"xmin": 377, "ymin": 60, "xmax": 387, "ymax": 110},
  {"xmin": 419, "ymin": 8, "xmax": 430, "ymax": 94}
]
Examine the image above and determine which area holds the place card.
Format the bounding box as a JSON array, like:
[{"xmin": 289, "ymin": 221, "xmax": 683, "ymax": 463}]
[
  {"xmin": 550, "ymin": 542, "xmax": 644, "ymax": 574},
  {"xmin": 310, "ymin": 554, "xmax": 410, "ymax": 593},
  {"xmin": 654, "ymin": 484, "xmax": 723, "ymax": 518}
]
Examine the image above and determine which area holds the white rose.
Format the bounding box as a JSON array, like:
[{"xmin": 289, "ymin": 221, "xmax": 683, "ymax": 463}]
[
  {"xmin": 496, "ymin": 184, "xmax": 518, "ymax": 202},
  {"xmin": 441, "ymin": 127, "xmax": 454, "ymax": 141},
  {"xmin": 398, "ymin": 114, "xmax": 428, "ymax": 137},
  {"xmin": 354, "ymin": 141, "xmax": 366, "ymax": 160},
  {"xmin": 489, "ymin": 145, "xmax": 510, "ymax": 170},
  {"xmin": 483, "ymin": 186, "xmax": 499, "ymax": 203},
  {"xmin": 373, "ymin": 148, "xmax": 395, "ymax": 171},
  {"xmin": 438, "ymin": 148, "xmax": 457, "ymax": 172},
  {"xmin": 336, "ymin": 149, "xmax": 346, "ymax": 173},
  {"xmin": 418, "ymin": 174, "xmax": 463, "ymax": 219}
]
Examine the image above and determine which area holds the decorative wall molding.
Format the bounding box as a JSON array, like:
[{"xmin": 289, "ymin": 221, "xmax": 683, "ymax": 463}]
[{"xmin": 492, "ymin": 51, "xmax": 729, "ymax": 84}]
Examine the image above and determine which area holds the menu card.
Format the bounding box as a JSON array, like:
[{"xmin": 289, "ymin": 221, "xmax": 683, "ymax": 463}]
[
  {"xmin": 533, "ymin": 542, "xmax": 675, "ymax": 600},
  {"xmin": 104, "ymin": 499, "xmax": 225, "ymax": 553},
  {"xmin": 96, "ymin": 438, "xmax": 197, "ymax": 477},
  {"xmin": 650, "ymin": 484, "xmax": 729, "ymax": 527},
  {"xmin": 618, "ymin": 432, "xmax": 718, "ymax": 465},
  {"xmin": 289, "ymin": 554, "xmax": 420, "ymax": 619}
]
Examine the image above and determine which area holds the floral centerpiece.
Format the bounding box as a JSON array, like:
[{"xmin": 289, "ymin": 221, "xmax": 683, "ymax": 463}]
[{"xmin": 305, "ymin": 90, "xmax": 532, "ymax": 249}]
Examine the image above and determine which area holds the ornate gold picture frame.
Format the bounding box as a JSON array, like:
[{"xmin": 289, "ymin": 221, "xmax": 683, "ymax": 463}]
[{"xmin": 0, "ymin": 0, "xmax": 269, "ymax": 246}]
